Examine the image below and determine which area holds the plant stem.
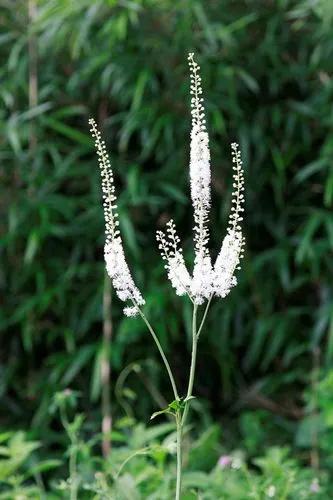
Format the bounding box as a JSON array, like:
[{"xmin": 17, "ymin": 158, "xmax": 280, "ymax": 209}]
[
  {"xmin": 196, "ymin": 296, "xmax": 212, "ymax": 340},
  {"xmin": 135, "ymin": 300, "xmax": 211, "ymax": 500},
  {"xmin": 134, "ymin": 302, "xmax": 182, "ymax": 498},
  {"xmin": 28, "ymin": 0, "xmax": 38, "ymax": 152},
  {"xmin": 59, "ymin": 406, "xmax": 78, "ymax": 500},
  {"xmin": 101, "ymin": 273, "xmax": 112, "ymax": 457},
  {"xmin": 310, "ymin": 346, "xmax": 320, "ymax": 469},
  {"xmin": 69, "ymin": 445, "xmax": 78, "ymax": 500},
  {"xmin": 135, "ymin": 302, "xmax": 179, "ymax": 401},
  {"xmin": 241, "ymin": 463, "xmax": 259, "ymax": 500},
  {"xmin": 175, "ymin": 303, "xmax": 199, "ymax": 499},
  {"xmin": 115, "ymin": 447, "xmax": 150, "ymax": 479},
  {"xmin": 175, "ymin": 410, "xmax": 182, "ymax": 500},
  {"xmin": 182, "ymin": 303, "xmax": 198, "ymax": 427}
]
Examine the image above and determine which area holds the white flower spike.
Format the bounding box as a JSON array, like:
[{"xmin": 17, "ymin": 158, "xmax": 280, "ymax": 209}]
[
  {"xmin": 92, "ymin": 53, "xmax": 244, "ymax": 317},
  {"xmin": 156, "ymin": 220, "xmax": 192, "ymax": 297},
  {"xmin": 89, "ymin": 118, "xmax": 145, "ymax": 317},
  {"xmin": 213, "ymin": 142, "xmax": 245, "ymax": 298},
  {"xmin": 187, "ymin": 52, "xmax": 214, "ymax": 305},
  {"xmin": 188, "ymin": 52, "xmax": 211, "ymax": 209},
  {"xmin": 157, "ymin": 53, "xmax": 245, "ymax": 304}
]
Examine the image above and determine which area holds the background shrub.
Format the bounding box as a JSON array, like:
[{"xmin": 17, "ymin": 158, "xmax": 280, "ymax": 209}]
[{"xmin": 1, "ymin": 0, "xmax": 333, "ymax": 485}]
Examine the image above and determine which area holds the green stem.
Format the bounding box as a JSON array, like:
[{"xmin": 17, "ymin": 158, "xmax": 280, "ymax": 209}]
[
  {"xmin": 241, "ymin": 463, "xmax": 260, "ymax": 500},
  {"xmin": 115, "ymin": 447, "xmax": 150, "ymax": 479},
  {"xmin": 181, "ymin": 303, "xmax": 198, "ymax": 427},
  {"xmin": 175, "ymin": 303, "xmax": 199, "ymax": 499},
  {"xmin": 101, "ymin": 273, "xmax": 112, "ymax": 457},
  {"xmin": 134, "ymin": 299, "xmax": 211, "ymax": 500},
  {"xmin": 134, "ymin": 302, "xmax": 181, "ymax": 498},
  {"xmin": 175, "ymin": 411, "xmax": 182, "ymax": 500},
  {"xmin": 69, "ymin": 445, "xmax": 78, "ymax": 500},
  {"xmin": 196, "ymin": 295, "xmax": 212, "ymax": 340},
  {"xmin": 60, "ymin": 406, "xmax": 78, "ymax": 500},
  {"xmin": 134, "ymin": 302, "xmax": 179, "ymax": 401}
]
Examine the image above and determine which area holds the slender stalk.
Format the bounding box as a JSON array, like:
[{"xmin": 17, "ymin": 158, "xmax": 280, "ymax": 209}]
[
  {"xmin": 101, "ymin": 273, "xmax": 112, "ymax": 457},
  {"xmin": 175, "ymin": 411, "xmax": 182, "ymax": 500},
  {"xmin": 115, "ymin": 362, "xmax": 140, "ymax": 418},
  {"xmin": 135, "ymin": 299, "xmax": 210, "ymax": 499},
  {"xmin": 28, "ymin": 0, "xmax": 38, "ymax": 152},
  {"xmin": 134, "ymin": 302, "xmax": 179, "ymax": 401},
  {"xmin": 98, "ymin": 104, "xmax": 112, "ymax": 458},
  {"xmin": 241, "ymin": 462, "xmax": 260, "ymax": 500},
  {"xmin": 181, "ymin": 304, "xmax": 198, "ymax": 427},
  {"xmin": 115, "ymin": 447, "xmax": 150, "ymax": 479},
  {"xmin": 175, "ymin": 303, "xmax": 200, "ymax": 499},
  {"xmin": 69, "ymin": 445, "xmax": 78, "ymax": 500},
  {"xmin": 59, "ymin": 407, "xmax": 78, "ymax": 500},
  {"xmin": 134, "ymin": 302, "xmax": 182, "ymax": 498},
  {"xmin": 310, "ymin": 347, "xmax": 320, "ymax": 469},
  {"xmin": 196, "ymin": 295, "xmax": 212, "ymax": 339}
]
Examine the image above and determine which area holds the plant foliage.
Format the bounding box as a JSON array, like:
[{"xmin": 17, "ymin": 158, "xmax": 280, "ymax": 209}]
[{"xmin": 1, "ymin": 0, "xmax": 333, "ymax": 495}]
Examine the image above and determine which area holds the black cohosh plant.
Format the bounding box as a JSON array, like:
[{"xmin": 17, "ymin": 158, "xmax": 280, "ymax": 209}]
[{"xmin": 89, "ymin": 53, "xmax": 245, "ymax": 499}]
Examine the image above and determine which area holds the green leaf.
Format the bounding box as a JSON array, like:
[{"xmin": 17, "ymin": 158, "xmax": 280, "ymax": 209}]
[
  {"xmin": 41, "ymin": 116, "xmax": 92, "ymax": 146},
  {"xmin": 150, "ymin": 409, "xmax": 172, "ymax": 421}
]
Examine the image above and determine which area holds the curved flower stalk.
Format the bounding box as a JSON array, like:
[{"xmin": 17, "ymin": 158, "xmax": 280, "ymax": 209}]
[
  {"xmin": 213, "ymin": 143, "xmax": 245, "ymax": 298},
  {"xmin": 90, "ymin": 118, "xmax": 179, "ymax": 403},
  {"xmin": 89, "ymin": 118, "xmax": 145, "ymax": 317}
]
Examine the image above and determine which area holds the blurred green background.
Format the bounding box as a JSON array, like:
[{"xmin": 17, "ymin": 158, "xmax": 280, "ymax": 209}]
[{"xmin": 2, "ymin": 0, "xmax": 333, "ymax": 496}]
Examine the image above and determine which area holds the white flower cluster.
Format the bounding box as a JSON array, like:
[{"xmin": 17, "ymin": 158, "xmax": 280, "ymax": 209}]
[
  {"xmin": 89, "ymin": 118, "xmax": 145, "ymax": 317},
  {"xmin": 91, "ymin": 54, "xmax": 245, "ymax": 315},
  {"xmin": 157, "ymin": 220, "xmax": 191, "ymax": 296},
  {"xmin": 157, "ymin": 53, "xmax": 245, "ymax": 304},
  {"xmin": 213, "ymin": 143, "xmax": 245, "ymax": 298},
  {"xmin": 188, "ymin": 53, "xmax": 213, "ymax": 304},
  {"xmin": 189, "ymin": 53, "xmax": 211, "ymax": 209}
]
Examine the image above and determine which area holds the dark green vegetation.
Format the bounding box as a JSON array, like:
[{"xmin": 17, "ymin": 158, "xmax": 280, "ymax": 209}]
[{"xmin": 1, "ymin": 0, "xmax": 333, "ymax": 497}]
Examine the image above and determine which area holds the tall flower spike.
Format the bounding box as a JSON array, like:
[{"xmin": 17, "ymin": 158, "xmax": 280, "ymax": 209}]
[
  {"xmin": 156, "ymin": 55, "xmax": 244, "ymax": 304},
  {"xmin": 188, "ymin": 52, "xmax": 213, "ymax": 304},
  {"xmin": 89, "ymin": 118, "xmax": 145, "ymax": 317},
  {"xmin": 157, "ymin": 220, "xmax": 192, "ymax": 297},
  {"xmin": 188, "ymin": 52, "xmax": 211, "ymax": 208},
  {"xmin": 213, "ymin": 143, "xmax": 245, "ymax": 298}
]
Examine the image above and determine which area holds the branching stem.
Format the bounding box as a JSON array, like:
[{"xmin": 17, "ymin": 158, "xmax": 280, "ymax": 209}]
[
  {"xmin": 196, "ymin": 295, "xmax": 212, "ymax": 340},
  {"xmin": 134, "ymin": 301, "xmax": 179, "ymax": 401},
  {"xmin": 175, "ymin": 410, "xmax": 182, "ymax": 500},
  {"xmin": 182, "ymin": 304, "xmax": 198, "ymax": 427},
  {"xmin": 134, "ymin": 299, "xmax": 211, "ymax": 500}
]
